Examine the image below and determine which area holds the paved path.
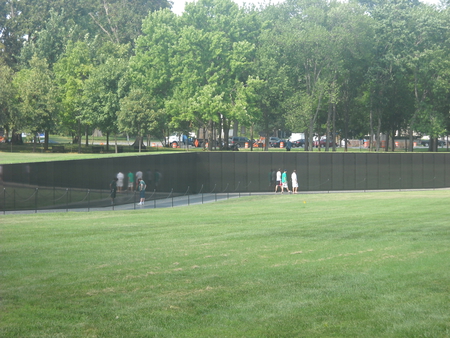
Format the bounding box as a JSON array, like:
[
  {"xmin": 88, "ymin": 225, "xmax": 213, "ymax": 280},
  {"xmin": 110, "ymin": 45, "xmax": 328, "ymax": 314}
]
[{"xmin": 3, "ymin": 188, "xmax": 449, "ymax": 215}]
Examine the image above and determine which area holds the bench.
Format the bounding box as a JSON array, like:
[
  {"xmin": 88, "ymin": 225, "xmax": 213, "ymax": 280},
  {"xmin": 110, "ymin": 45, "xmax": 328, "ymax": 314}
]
[
  {"xmin": 51, "ymin": 146, "xmax": 65, "ymax": 153},
  {"xmin": 92, "ymin": 146, "xmax": 104, "ymax": 153}
]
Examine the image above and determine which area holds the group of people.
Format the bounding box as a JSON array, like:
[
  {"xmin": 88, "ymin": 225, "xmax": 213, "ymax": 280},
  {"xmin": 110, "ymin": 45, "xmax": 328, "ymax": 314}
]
[
  {"xmin": 109, "ymin": 170, "xmax": 152, "ymax": 205},
  {"xmin": 271, "ymin": 169, "xmax": 298, "ymax": 194}
]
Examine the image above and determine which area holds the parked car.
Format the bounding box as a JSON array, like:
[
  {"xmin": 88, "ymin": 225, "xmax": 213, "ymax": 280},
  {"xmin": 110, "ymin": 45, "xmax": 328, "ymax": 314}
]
[
  {"xmin": 291, "ymin": 139, "xmax": 305, "ymax": 147},
  {"xmin": 420, "ymin": 139, "xmax": 446, "ymax": 147},
  {"xmin": 269, "ymin": 137, "xmax": 287, "ymax": 148},
  {"xmin": 229, "ymin": 136, "xmax": 250, "ymax": 148}
]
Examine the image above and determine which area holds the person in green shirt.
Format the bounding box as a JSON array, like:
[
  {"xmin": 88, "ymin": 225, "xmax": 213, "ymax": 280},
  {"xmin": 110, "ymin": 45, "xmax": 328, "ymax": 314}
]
[
  {"xmin": 138, "ymin": 178, "xmax": 146, "ymax": 205},
  {"xmin": 127, "ymin": 171, "xmax": 134, "ymax": 191},
  {"xmin": 281, "ymin": 170, "xmax": 291, "ymax": 194}
]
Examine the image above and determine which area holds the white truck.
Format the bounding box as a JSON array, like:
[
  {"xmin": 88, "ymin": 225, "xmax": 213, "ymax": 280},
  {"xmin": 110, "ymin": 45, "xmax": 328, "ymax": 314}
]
[{"xmin": 166, "ymin": 132, "xmax": 196, "ymax": 148}]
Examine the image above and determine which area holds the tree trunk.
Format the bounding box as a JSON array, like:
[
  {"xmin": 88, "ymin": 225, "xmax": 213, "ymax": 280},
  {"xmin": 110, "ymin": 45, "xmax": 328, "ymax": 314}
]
[
  {"xmin": 385, "ymin": 132, "xmax": 389, "ymax": 152},
  {"xmin": 264, "ymin": 112, "xmax": 270, "ymax": 151},
  {"xmin": 250, "ymin": 125, "xmax": 254, "ymax": 151},
  {"xmin": 304, "ymin": 130, "xmax": 309, "ymax": 151},
  {"xmin": 223, "ymin": 117, "xmax": 230, "ymax": 149},
  {"xmin": 77, "ymin": 119, "xmax": 82, "ymax": 153},
  {"xmin": 325, "ymin": 100, "xmax": 332, "ymax": 152},
  {"xmin": 32, "ymin": 134, "xmax": 36, "ymax": 153},
  {"xmin": 207, "ymin": 119, "xmax": 213, "ymax": 151},
  {"xmin": 44, "ymin": 130, "xmax": 49, "ymax": 151},
  {"xmin": 308, "ymin": 91, "xmax": 324, "ymax": 151},
  {"xmin": 344, "ymin": 102, "xmax": 349, "ymax": 152},
  {"xmin": 408, "ymin": 128, "xmax": 415, "ymax": 152},
  {"xmin": 332, "ymin": 102, "xmax": 336, "ymax": 152},
  {"xmin": 375, "ymin": 115, "xmax": 381, "ymax": 151}
]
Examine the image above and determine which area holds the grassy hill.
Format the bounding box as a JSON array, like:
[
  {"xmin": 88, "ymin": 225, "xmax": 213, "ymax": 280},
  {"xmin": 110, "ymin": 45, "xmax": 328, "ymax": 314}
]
[{"xmin": 1, "ymin": 191, "xmax": 449, "ymax": 337}]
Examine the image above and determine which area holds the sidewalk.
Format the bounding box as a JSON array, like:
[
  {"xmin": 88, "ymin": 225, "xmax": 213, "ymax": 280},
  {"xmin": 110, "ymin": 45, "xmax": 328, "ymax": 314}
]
[{"xmin": 3, "ymin": 187, "xmax": 449, "ymax": 215}]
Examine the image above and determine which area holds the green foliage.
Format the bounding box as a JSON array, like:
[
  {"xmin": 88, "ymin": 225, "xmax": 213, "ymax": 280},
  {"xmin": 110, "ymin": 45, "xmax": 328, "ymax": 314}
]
[
  {"xmin": 83, "ymin": 43, "xmax": 129, "ymax": 135},
  {"xmin": 118, "ymin": 88, "xmax": 163, "ymax": 137},
  {"xmin": 54, "ymin": 40, "xmax": 93, "ymax": 137},
  {"xmin": 13, "ymin": 56, "xmax": 59, "ymax": 144},
  {"xmin": 0, "ymin": 64, "xmax": 18, "ymax": 133},
  {"xmin": 2, "ymin": 0, "xmax": 450, "ymax": 152}
]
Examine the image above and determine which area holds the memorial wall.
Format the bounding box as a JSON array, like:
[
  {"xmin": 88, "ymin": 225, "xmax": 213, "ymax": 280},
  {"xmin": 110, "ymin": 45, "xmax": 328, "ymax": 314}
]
[{"xmin": 1, "ymin": 152, "xmax": 449, "ymax": 211}]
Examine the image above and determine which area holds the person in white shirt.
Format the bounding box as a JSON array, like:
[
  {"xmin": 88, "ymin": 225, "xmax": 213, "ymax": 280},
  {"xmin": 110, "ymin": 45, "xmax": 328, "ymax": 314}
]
[
  {"xmin": 116, "ymin": 172, "xmax": 124, "ymax": 192},
  {"xmin": 275, "ymin": 169, "xmax": 282, "ymax": 193},
  {"xmin": 291, "ymin": 170, "xmax": 298, "ymax": 194}
]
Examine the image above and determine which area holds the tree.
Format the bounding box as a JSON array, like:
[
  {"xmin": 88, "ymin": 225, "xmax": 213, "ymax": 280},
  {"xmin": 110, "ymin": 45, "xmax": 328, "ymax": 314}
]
[
  {"xmin": 13, "ymin": 56, "xmax": 59, "ymax": 151},
  {"xmin": 172, "ymin": 0, "xmax": 259, "ymax": 149},
  {"xmin": 0, "ymin": 63, "xmax": 19, "ymax": 142},
  {"xmin": 128, "ymin": 8, "xmax": 178, "ymax": 146},
  {"xmin": 83, "ymin": 43, "xmax": 128, "ymax": 151},
  {"xmin": 54, "ymin": 40, "xmax": 93, "ymax": 152},
  {"xmin": 87, "ymin": 0, "xmax": 171, "ymax": 45},
  {"xmin": 118, "ymin": 88, "xmax": 163, "ymax": 152}
]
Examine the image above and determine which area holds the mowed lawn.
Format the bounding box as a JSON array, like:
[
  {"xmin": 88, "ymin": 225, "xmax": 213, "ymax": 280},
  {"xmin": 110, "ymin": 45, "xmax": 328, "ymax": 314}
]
[{"xmin": 1, "ymin": 191, "xmax": 449, "ymax": 338}]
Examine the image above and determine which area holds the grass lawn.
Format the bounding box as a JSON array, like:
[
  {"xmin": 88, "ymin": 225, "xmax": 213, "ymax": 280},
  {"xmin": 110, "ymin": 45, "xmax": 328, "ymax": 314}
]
[
  {"xmin": 0, "ymin": 151, "xmax": 169, "ymax": 165},
  {"xmin": 1, "ymin": 191, "xmax": 450, "ymax": 337}
]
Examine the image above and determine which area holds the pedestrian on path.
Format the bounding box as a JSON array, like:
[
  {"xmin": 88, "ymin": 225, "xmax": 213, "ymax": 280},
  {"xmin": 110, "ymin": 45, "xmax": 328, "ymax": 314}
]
[
  {"xmin": 127, "ymin": 171, "xmax": 134, "ymax": 192},
  {"xmin": 291, "ymin": 170, "xmax": 298, "ymax": 194},
  {"xmin": 275, "ymin": 169, "xmax": 282, "ymax": 193},
  {"xmin": 110, "ymin": 177, "xmax": 118, "ymax": 204},
  {"xmin": 281, "ymin": 170, "xmax": 291, "ymax": 193},
  {"xmin": 137, "ymin": 178, "xmax": 146, "ymax": 205}
]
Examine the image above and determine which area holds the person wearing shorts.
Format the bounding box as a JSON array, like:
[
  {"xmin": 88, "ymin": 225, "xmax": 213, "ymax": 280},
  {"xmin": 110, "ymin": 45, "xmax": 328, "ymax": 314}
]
[
  {"xmin": 291, "ymin": 170, "xmax": 298, "ymax": 194},
  {"xmin": 281, "ymin": 170, "xmax": 291, "ymax": 193},
  {"xmin": 127, "ymin": 171, "xmax": 134, "ymax": 191},
  {"xmin": 275, "ymin": 169, "xmax": 282, "ymax": 193},
  {"xmin": 117, "ymin": 172, "xmax": 124, "ymax": 192},
  {"xmin": 137, "ymin": 178, "xmax": 146, "ymax": 205}
]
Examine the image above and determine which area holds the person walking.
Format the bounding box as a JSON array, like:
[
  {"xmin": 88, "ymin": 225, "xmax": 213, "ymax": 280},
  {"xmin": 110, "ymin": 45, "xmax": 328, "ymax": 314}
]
[
  {"xmin": 117, "ymin": 171, "xmax": 124, "ymax": 192},
  {"xmin": 127, "ymin": 171, "xmax": 134, "ymax": 192},
  {"xmin": 281, "ymin": 169, "xmax": 291, "ymax": 193},
  {"xmin": 275, "ymin": 169, "xmax": 282, "ymax": 193},
  {"xmin": 109, "ymin": 177, "xmax": 118, "ymax": 204},
  {"xmin": 135, "ymin": 170, "xmax": 143, "ymax": 190},
  {"xmin": 286, "ymin": 139, "xmax": 292, "ymax": 151},
  {"xmin": 291, "ymin": 170, "xmax": 298, "ymax": 194},
  {"xmin": 137, "ymin": 178, "xmax": 147, "ymax": 205}
]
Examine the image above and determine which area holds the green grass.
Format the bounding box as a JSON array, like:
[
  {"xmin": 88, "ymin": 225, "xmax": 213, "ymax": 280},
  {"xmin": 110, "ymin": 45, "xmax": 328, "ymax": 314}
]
[
  {"xmin": 1, "ymin": 191, "xmax": 449, "ymax": 337},
  {"xmin": 1, "ymin": 146, "xmax": 448, "ymax": 165},
  {"xmin": 0, "ymin": 151, "xmax": 171, "ymax": 165}
]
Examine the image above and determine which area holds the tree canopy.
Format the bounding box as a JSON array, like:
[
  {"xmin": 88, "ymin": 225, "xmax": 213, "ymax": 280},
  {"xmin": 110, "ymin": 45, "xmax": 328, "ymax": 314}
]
[{"xmin": 1, "ymin": 0, "xmax": 450, "ymax": 152}]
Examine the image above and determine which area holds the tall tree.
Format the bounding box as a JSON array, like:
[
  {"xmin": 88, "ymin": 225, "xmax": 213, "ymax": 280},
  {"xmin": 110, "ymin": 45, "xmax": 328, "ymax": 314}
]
[
  {"xmin": 0, "ymin": 63, "xmax": 19, "ymax": 141},
  {"xmin": 13, "ymin": 56, "xmax": 59, "ymax": 151},
  {"xmin": 83, "ymin": 42, "xmax": 128, "ymax": 151},
  {"xmin": 172, "ymin": 0, "xmax": 257, "ymax": 149},
  {"xmin": 117, "ymin": 88, "xmax": 163, "ymax": 152},
  {"xmin": 54, "ymin": 40, "xmax": 93, "ymax": 152}
]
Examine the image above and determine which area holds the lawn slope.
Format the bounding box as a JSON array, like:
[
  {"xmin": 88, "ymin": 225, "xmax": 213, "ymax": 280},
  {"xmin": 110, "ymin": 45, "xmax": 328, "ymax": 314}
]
[{"xmin": 1, "ymin": 191, "xmax": 449, "ymax": 337}]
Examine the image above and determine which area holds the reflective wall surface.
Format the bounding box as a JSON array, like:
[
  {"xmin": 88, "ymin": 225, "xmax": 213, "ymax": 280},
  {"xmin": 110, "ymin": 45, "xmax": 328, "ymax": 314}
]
[{"xmin": 1, "ymin": 152, "xmax": 449, "ymax": 211}]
